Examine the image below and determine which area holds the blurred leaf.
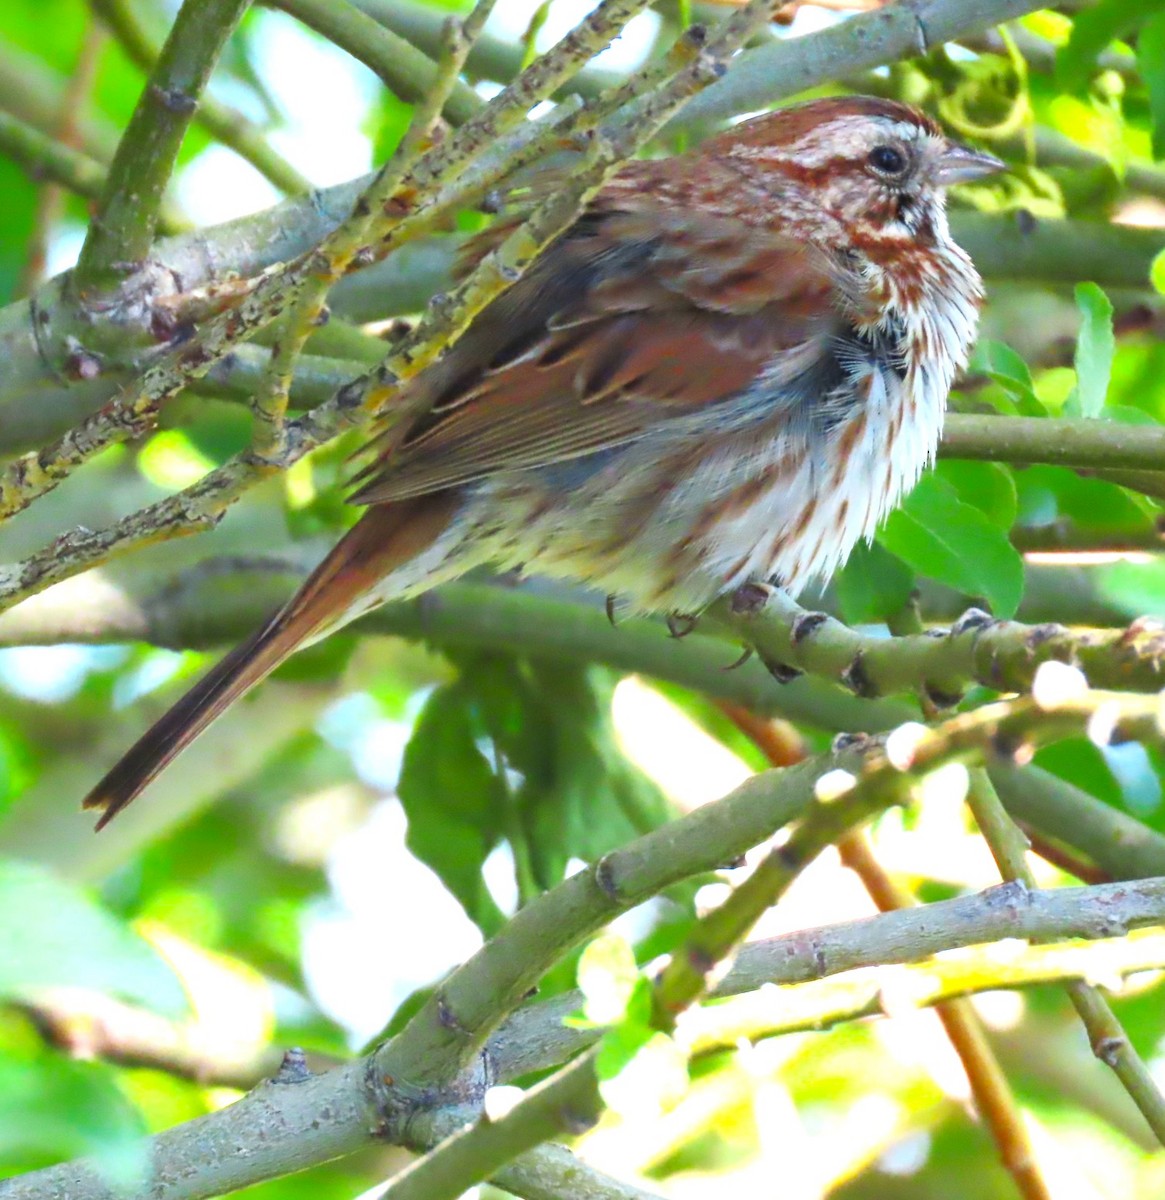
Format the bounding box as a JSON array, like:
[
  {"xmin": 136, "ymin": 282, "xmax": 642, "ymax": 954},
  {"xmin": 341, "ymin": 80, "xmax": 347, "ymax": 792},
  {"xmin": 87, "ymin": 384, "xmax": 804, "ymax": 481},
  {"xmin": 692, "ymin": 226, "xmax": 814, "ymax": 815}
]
[
  {"xmin": 1138, "ymin": 11, "xmax": 1165, "ymax": 158},
  {"xmin": 1096, "ymin": 558, "xmax": 1165, "ymax": 618},
  {"xmin": 514, "ymin": 663, "xmax": 672, "ymax": 890},
  {"xmin": 137, "ymin": 431, "xmax": 216, "ymax": 489},
  {"xmin": 398, "ymin": 656, "xmax": 671, "ymax": 932},
  {"xmin": 0, "ymin": 160, "xmax": 37, "ymax": 304},
  {"xmin": 934, "ymin": 461, "xmax": 1018, "ymax": 529},
  {"xmin": 878, "ymin": 475, "xmax": 1024, "ymax": 617},
  {"xmin": 1056, "ymin": 0, "xmax": 1152, "ymax": 92},
  {"xmin": 0, "ymin": 860, "xmax": 185, "ymax": 1014},
  {"xmin": 1067, "ymin": 282, "xmax": 1114, "ymax": 418},
  {"xmin": 570, "ymin": 933, "xmax": 659, "ymax": 1082},
  {"xmin": 834, "ymin": 540, "xmax": 915, "ymax": 625},
  {"xmin": 966, "ymin": 340, "xmax": 1045, "ymax": 416},
  {"xmin": 574, "ymin": 933, "xmax": 642, "ymax": 1027},
  {"xmin": 0, "ymin": 1055, "xmax": 147, "ymax": 1181},
  {"xmin": 397, "ymin": 685, "xmax": 506, "ymax": 935},
  {"xmin": 1013, "ymin": 465, "xmax": 1152, "ymax": 533},
  {"xmin": 365, "ymin": 88, "xmax": 414, "ymax": 164},
  {"xmin": 1034, "ymin": 738, "xmax": 1124, "ymax": 808},
  {"xmin": 1151, "ymin": 246, "xmax": 1165, "ymax": 294}
]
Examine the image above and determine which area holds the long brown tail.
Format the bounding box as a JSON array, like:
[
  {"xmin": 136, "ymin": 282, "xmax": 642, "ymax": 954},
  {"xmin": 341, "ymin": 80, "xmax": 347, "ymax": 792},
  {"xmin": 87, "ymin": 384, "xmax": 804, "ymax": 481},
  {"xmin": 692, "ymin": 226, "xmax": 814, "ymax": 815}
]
[{"xmin": 84, "ymin": 495, "xmax": 458, "ymax": 829}]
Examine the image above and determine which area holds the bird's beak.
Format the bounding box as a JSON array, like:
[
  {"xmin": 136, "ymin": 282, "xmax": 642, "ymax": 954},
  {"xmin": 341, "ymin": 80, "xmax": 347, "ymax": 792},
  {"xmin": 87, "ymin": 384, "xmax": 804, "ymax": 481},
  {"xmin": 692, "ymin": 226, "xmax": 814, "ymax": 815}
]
[{"xmin": 936, "ymin": 143, "xmax": 1006, "ymax": 187}]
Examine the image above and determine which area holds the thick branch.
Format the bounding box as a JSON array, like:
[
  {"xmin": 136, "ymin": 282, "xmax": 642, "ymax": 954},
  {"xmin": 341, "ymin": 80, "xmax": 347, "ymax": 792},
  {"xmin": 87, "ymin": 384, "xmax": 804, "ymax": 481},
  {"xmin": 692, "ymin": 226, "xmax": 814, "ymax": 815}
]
[
  {"xmin": 942, "ymin": 413, "xmax": 1165, "ymax": 473},
  {"xmin": 661, "ymin": 0, "xmax": 1055, "ymax": 131},
  {"xmin": 713, "ymin": 585, "xmax": 1165, "ymax": 702}
]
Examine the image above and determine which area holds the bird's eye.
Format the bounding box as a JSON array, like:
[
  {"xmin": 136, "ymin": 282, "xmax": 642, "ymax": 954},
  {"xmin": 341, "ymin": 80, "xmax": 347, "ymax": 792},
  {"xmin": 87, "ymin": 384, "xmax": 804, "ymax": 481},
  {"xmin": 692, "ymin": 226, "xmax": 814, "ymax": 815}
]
[{"xmin": 868, "ymin": 145, "xmax": 907, "ymax": 176}]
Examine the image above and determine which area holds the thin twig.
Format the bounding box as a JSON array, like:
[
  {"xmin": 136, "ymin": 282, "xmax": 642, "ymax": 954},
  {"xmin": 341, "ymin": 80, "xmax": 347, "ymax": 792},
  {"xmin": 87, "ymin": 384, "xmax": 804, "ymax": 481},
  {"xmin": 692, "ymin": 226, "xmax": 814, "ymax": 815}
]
[
  {"xmin": 721, "ymin": 701, "xmax": 1052, "ymax": 1200},
  {"xmin": 0, "ymin": 110, "xmax": 188, "ymax": 232},
  {"xmin": 269, "ymin": 0, "xmax": 483, "ymax": 126},
  {"xmin": 966, "ymin": 767, "xmax": 1165, "ymax": 1145},
  {"xmin": 248, "ymin": 2, "xmax": 496, "ymax": 458},
  {"xmin": 18, "ymin": 20, "xmax": 107, "ymax": 295}
]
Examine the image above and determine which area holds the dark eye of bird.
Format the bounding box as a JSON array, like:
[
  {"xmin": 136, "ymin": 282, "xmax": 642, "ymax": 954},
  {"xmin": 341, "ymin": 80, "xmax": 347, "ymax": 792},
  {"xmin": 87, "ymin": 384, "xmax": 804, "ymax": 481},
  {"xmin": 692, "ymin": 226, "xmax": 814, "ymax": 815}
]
[{"xmin": 868, "ymin": 144, "xmax": 907, "ymax": 176}]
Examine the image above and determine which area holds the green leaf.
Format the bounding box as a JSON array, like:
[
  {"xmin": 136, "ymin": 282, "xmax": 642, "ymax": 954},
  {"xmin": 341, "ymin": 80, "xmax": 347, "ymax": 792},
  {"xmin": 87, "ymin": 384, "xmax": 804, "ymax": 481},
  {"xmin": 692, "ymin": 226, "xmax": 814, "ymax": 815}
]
[
  {"xmin": 1013, "ymin": 464, "xmax": 1151, "ymax": 534},
  {"xmin": 1096, "ymin": 559, "xmax": 1165, "ymax": 619},
  {"xmin": 397, "ymin": 687, "xmax": 507, "ymax": 935},
  {"xmin": 575, "ymin": 934, "xmax": 643, "ymax": 1026},
  {"xmin": 834, "ymin": 540, "xmax": 915, "ymax": 625},
  {"xmin": 1150, "ymin": 247, "xmax": 1165, "ymax": 295},
  {"xmin": 0, "ymin": 860, "xmax": 184, "ymax": 1014},
  {"xmin": 594, "ymin": 1012, "xmax": 658, "ymax": 1083},
  {"xmin": 877, "ymin": 475, "xmax": 1025, "ymax": 617},
  {"xmin": 0, "ymin": 1056, "xmax": 148, "ymax": 1182},
  {"xmin": 934, "ymin": 461, "xmax": 1018, "ymax": 529},
  {"xmin": 572, "ymin": 934, "xmax": 661, "ymax": 1083},
  {"xmin": 398, "ymin": 656, "xmax": 671, "ymax": 933},
  {"xmin": 1056, "ymin": 0, "xmax": 1156, "ymax": 92},
  {"xmin": 1069, "ymin": 282, "xmax": 1115, "ymax": 418},
  {"xmin": 967, "ymin": 341, "xmax": 1045, "ymax": 416},
  {"xmin": 1138, "ymin": 11, "xmax": 1165, "ymax": 159}
]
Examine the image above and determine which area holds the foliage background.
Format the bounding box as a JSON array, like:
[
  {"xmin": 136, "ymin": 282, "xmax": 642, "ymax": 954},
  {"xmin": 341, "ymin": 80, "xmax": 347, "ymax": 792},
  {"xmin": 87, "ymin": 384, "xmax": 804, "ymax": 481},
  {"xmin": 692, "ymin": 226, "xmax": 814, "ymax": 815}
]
[{"xmin": 2, "ymin": 1, "xmax": 1165, "ymax": 1198}]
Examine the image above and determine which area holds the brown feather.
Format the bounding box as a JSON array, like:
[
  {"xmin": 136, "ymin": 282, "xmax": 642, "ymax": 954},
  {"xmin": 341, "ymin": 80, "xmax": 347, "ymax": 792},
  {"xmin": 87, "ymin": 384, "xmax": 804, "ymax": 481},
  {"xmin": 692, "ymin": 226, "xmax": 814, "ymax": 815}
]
[
  {"xmin": 83, "ymin": 496, "xmax": 458, "ymax": 826},
  {"xmin": 350, "ymin": 207, "xmax": 842, "ymax": 505}
]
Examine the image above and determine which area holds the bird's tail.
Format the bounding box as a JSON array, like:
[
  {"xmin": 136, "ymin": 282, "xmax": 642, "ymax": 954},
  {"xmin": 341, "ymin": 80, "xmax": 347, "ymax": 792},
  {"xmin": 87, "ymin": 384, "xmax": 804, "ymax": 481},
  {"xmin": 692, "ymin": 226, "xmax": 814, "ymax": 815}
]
[{"xmin": 84, "ymin": 494, "xmax": 458, "ymax": 829}]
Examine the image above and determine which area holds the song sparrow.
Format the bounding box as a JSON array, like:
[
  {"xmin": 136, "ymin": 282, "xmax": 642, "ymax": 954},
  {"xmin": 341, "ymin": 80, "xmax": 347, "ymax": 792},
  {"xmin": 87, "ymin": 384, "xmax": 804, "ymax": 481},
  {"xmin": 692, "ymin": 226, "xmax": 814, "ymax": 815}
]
[{"xmin": 85, "ymin": 95, "xmax": 1001, "ymax": 826}]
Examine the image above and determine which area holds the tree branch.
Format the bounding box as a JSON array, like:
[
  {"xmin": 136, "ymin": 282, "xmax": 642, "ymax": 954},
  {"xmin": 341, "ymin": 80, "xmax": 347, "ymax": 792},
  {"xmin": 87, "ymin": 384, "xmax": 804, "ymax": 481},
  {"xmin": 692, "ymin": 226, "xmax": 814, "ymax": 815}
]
[
  {"xmin": 351, "ymin": 0, "xmax": 623, "ymax": 99},
  {"xmin": 0, "ymin": 111, "xmax": 186, "ymax": 230},
  {"xmin": 90, "ymin": 0, "xmax": 310, "ymax": 194},
  {"xmin": 76, "ymin": 0, "xmax": 252, "ymax": 288},
  {"xmin": 942, "ymin": 413, "xmax": 1165, "ymax": 473},
  {"xmin": 267, "ymin": 0, "xmax": 483, "ymax": 126},
  {"xmin": 966, "ymin": 768, "xmax": 1165, "ymax": 1144},
  {"xmin": 712, "ymin": 584, "xmax": 1165, "ymax": 703},
  {"xmin": 660, "ymin": 0, "xmax": 1057, "ymax": 132},
  {"xmin": 988, "ymin": 762, "xmax": 1165, "ymax": 883}
]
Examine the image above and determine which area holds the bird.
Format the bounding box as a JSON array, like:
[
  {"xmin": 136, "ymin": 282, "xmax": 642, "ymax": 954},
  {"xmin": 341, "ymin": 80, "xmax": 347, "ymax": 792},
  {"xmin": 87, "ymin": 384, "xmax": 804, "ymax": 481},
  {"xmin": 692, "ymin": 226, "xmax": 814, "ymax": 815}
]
[{"xmin": 84, "ymin": 94, "xmax": 1002, "ymax": 828}]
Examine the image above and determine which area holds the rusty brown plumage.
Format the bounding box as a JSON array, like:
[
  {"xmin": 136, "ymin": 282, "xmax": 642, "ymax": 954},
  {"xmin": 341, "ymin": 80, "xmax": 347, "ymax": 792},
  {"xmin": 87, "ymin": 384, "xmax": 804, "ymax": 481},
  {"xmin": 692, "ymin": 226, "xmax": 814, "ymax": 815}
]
[{"xmin": 84, "ymin": 96, "xmax": 1002, "ymax": 825}]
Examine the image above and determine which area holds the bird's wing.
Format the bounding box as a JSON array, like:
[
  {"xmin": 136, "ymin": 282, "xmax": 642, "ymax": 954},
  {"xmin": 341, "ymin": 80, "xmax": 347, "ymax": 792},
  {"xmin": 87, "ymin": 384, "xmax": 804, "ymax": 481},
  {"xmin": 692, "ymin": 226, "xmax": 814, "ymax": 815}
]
[{"xmin": 350, "ymin": 193, "xmax": 849, "ymax": 505}]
